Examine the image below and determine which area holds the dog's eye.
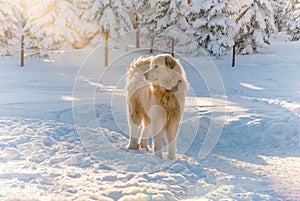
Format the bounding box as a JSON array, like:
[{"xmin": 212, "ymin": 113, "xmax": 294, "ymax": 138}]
[{"xmin": 154, "ymin": 65, "xmax": 159, "ymax": 69}]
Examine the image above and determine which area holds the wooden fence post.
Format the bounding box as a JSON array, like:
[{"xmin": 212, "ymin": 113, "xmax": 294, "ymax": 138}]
[
  {"xmin": 149, "ymin": 38, "xmax": 153, "ymax": 54},
  {"xmin": 134, "ymin": 14, "xmax": 140, "ymax": 49},
  {"xmin": 136, "ymin": 30, "xmax": 140, "ymax": 48},
  {"xmin": 21, "ymin": 35, "xmax": 24, "ymax": 67},
  {"xmin": 104, "ymin": 31, "xmax": 108, "ymax": 67},
  {"xmin": 171, "ymin": 38, "xmax": 175, "ymax": 57},
  {"xmin": 232, "ymin": 44, "xmax": 236, "ymax": 67}
]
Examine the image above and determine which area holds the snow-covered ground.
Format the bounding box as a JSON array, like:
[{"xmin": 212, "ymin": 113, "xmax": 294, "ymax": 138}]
[{"xmin": 1, "ymin": 33, "xmax": 300, "ymax": 200}]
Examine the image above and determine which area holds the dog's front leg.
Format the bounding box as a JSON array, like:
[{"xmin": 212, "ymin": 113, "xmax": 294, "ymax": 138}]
[
  {"xmin": 153, "ymin": 130, "xmax": 164, "ymax": 158},
  {"xmin": 139, "ymin": 125, "xmax": 150, "ymax": 151},
  {"xmin": 149, "ymin": 105, "xmax": 166, "ymax": 159},
  {"xmin": 166, "ymin": 124, "xmax": 179, "ymax": 160},
  {"xmin": 127, "ymin": 118, "xmax": 139, "ymax": 150}
]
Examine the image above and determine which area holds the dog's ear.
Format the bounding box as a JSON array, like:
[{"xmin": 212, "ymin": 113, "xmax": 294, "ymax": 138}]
[{"xmin": 165, "ymin": 55, "xmax": 176, "ymax": 69}]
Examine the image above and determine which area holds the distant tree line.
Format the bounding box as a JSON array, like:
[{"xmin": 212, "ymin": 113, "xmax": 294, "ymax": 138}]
[{"xmin": 0, "ymin": 0, "xmax": 299, "ymax": 56}]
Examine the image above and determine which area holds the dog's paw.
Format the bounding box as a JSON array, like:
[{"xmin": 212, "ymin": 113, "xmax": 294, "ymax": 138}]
[
  {"xmin": 127, "ymin": 143, "xmax": 139, "ymax": 150},
  {"xmin": 139, "ymin": 144, "xmax": 150, "ymax": 151},
  {"xmin": 127, "ymin": 138, "xmax": 139, "ymax": 150},
  {"xmin": 167, "ymin": 155, "xmax": 176, "ymax": 160},
  {"xmin": 154, "ymin": 151, "xmax": 163, "ymax": 159}
]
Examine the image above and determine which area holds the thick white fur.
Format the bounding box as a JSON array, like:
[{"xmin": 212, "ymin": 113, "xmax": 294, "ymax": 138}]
[{"xmin": 125, "ymin": 54, "xmax": 189, "ymax": 160}]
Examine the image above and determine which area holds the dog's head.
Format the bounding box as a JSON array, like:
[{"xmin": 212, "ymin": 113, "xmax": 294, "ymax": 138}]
[{"xmin": 143, "ymin": 54, "xmax": 182, "ymax": 91}]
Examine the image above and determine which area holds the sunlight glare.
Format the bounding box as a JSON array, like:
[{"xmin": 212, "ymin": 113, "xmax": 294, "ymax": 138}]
[{"xmin": 240, "ymin": 82, "xmax": 264, "ymax": 90}]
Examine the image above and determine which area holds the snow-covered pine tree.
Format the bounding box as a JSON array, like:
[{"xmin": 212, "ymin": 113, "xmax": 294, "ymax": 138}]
[
  {"xmin": 122, "ymin": 0, "xmax": 150, "ymax": 48},
  {"xmin": 286, "ymin": 0, "xmax": 300, "ymax": 41},
  {"xmin": 137, "ymin": 0, "xmax": 190, "ymax": 53},
  {"xmin": 24, "ymin": 0, "xmax": 87, "ymax": 52},
  {"xmin": 137, "ymin": 0, "xmax": 158, "ymax": 50},
  {"xmin": 156, "ymin": 0, "xmax": 190, "ymax": 50},
  {"xmin": 284, "ymin": 0, "xmax": 297, "ymax": 32},
  {"xmin": 156, "ymin": 0, "xmax": 190, "ymax": 35},
  {"xmin": 74, "ymin": 0, "xmax": 89, "ymax": 16},
  {"xmin": 271, "ymin": 0, "xmax": 289, "ymax": 32},
  {"xmin": 235, "ymin": 0, "xmax": 276, "ymax": 54},
  {"xmin": 186, "ymin": 0, "xmax": 236, "ymax": 57},
  {"xmin": 81, "ymin": 0, "xmax": 133, "ymax": 47},
  {"xmin": 149, "ymin": 0, "xmax": 173, "ymax": 52},
  {"xmin": 0, "ymin": 1, "xmax": 20, "ymax": 56}
]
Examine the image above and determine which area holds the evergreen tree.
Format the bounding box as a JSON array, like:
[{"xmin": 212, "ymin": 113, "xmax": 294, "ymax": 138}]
[
  {"xmin": 81, "ymin": 0, "xmax": 133, "ymax": 46},
  {"xmin": 186, "ymin": 0, "xmax": 236, "ymax": 56},
  {"xmin": 24, "ymin": 0, "xmax": 87, "ymax": 51},
  {"xmin": 137, "ymin": 0, "xmax": 158, "ymax": 50},
  {"xmin": 286, "ymin": 0, "xmax": 300, "ymax": 41},
  {"xmin": 271, "ymin": 0, "xmax": 289, "ymax": 32},
  {"xmin": 284, "ymin": 0, "xmax": 297, "ymax": 32},
  {"xmin": 156, "ymin": 0, "xmax": 189, "ymax": 34},
  {"xmin": 122, "ymin": 0, "xmax": 149, "ymax": 48},
  {"xmin": 235, "ymin": 0, "xmax": 276, "ymax": 54},
  {"xmin": 157, "ymin": 0, "xmax": 190, "ymax": 49},
  {"xmin": 74, "ymin": 0, "xmax": 89, "ymax": 16},
  {"xmin": 0, "ymin": 1, "xmax": 20, "ymax": 56},
  {"xmin": 138, "ymin": 0, "xmax": 190, "ymax": 52},
  {"xmin": 122, "ymin": 0, "xmax": 147, "ymax": 30}
]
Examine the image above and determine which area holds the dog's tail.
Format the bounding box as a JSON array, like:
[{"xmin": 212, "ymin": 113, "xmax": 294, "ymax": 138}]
[{"xmin": 128, "ymin": 56, "xmax": 153, "ymax": 74}]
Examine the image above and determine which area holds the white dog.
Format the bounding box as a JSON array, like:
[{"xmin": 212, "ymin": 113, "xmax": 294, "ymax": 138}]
[{"xmin": 125, "ymin": 54, "xmax": 189, "ymax": 159}]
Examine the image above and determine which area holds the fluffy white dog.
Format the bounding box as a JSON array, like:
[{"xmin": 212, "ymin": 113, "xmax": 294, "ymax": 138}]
[{"xmin": 125, "ymin": 54, "xmax": 189, "ymax": 159}]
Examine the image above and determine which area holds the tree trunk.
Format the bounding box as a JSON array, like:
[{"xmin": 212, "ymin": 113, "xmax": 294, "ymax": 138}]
[
  {"xmin": 150, "ymin": 37, "xmax": 154, "ymax": 53},
  {"xmin": 104, "ymin": 32, "xmax": 108, "ymax": 67},
  {"xmin": 171, "ymin": 38, "xmax": 175, "ymax": 57},
  {"xmin": 136, "ymin": 30, "xmax": 140, "ymax": 48},
  {"xmin": 21, "ymin": 35, "xmax": 24, "ymax": 67},
  {"xmin": 232, "ymin": 44, "xmax": 236, "ymax": 67}
]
